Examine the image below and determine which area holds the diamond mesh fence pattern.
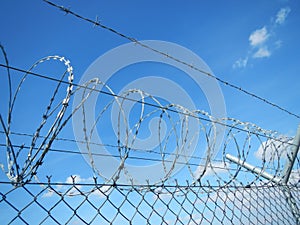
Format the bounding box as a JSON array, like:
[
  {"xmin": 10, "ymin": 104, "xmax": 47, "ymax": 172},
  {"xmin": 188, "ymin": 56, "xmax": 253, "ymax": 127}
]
[
  {"xmin": 1, "ymin": 46, "xmax": 300, "ymax": 224},
  {"xmin": 1, "ymin": 180, "xmax": 299, "ymax": 225}
]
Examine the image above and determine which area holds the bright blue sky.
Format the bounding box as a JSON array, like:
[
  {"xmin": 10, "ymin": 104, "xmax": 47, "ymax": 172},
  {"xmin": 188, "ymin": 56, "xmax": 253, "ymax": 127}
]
[
  {"xmin": 0, "ymin": 0, "xmax": 299, "ymax": 178},
  {"xmin": 0, "ymin": 0, "xmax": 299, "ymax": 172},
  {"xmin": 1, "ymin": 1, "xmax": 300, "ymax": 224},
  {"xmin": 1, "ymin": 0, "xmax": 299, "ymax": 130}
]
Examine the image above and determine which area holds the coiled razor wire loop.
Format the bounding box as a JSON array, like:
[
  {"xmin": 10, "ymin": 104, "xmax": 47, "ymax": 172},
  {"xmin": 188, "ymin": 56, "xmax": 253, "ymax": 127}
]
[
  {"xmin": 0, "ymin": 47, "xmax": 299, "ymax": 190},
  {"xmin": 0, "ymin": 48, "xmax": 300, "ymax": 224},
  {"xmin": 1, "ymin": 66, "xmax": 298, "ymax": 187},
  {"xmin": 0, "ymin": 48, "xmax": 74, "ymax": 184},
  {"xmin": 76, "ymin": 78, "xmax": 296, "ymax": 189},
  {"xmin": 218, "ymin": 120, "xmax": 287, "ymax": 187},
  {"xmin": 76, "ymin": 79, "xmax": 220, "ymax": 185},
  {"xmin": 0, "ymin": 50, "xmax": 115, "ymax": 195}
]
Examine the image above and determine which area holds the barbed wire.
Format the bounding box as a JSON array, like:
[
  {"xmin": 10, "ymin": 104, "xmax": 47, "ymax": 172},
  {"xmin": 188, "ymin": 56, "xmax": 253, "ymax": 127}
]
[
  {"xmin": 0, "ymin": 130, "xmax": 224, "ymax": 164},
  {"xmin": 0, "ymin": 63, "xmax": 296, "ymax": 147},
  {"xmin": 0, "ymin": 51, "xmax": 299, "ymax": 187},
  {"xmin": 0, "ymin": 54, "xmax": 75, "ymax": 184},
  {"xmin": 1, "ymin": 130, "xmax": 292, "ymax": 173},
  {"xmin": 0, "ymin": 143, "xmax": 231, "ymax": 171},
  {"xmin": 1, "ymin": 142, "xmax": 285, "ymax": 174},
  {"xmin": 42, "ymin": 0, "xmax": 300, "ymax": 120},
  {"xmin": 0, "ymin": 179, "xmax": 298, "ymax": 189},
  {"xmin": 1, "ymin": 44, "xmax": 299, "ymax": 194},
  {"xmin": 1, "ymin": 3, "xmax": 300, "ymax": 223}
]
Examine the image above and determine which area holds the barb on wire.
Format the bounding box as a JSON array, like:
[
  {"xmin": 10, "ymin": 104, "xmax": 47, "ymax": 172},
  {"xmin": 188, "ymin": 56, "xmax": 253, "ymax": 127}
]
[
  {"xmin": 0, "ymin": 53, "xmax": 75, "ymax": 185},
  {"xmin": 1, "ymin": 62, "xmax": 297, "ymax": 146},
  {"xmin": 0, "ymin": 45, "xmax": 300, "ymax": 224},
  {"xmin": 72, "ymin": 74, "xmax": 298, "ymax": 187},
  {"xmin": 0, "ymin": 45, "xmax": 299, "ymax": 189},
  {"xmin": 42, "ymin": 0, "xmax": 300, "ymax": 120}
]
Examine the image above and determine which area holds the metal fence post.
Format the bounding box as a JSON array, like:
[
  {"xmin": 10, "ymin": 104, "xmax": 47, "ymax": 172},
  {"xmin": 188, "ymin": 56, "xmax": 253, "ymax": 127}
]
[{"xmin": 226, "ymin": 124, "xmax": 300, "ymax": 224}]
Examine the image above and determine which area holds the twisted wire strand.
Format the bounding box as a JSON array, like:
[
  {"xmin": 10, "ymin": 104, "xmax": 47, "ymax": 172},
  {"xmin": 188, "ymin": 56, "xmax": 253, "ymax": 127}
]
[
  {"xmin": 75, "ymin": 81, "xmax": 297, "ymax": 188},
  {"xmin": 0, "ymin": 50, "xmax": 299, "ymax": 191},
  {"xmin": 21, "ymin": 56, "xmax": 74, "ymax": 183},
  {"xmin": 0, "ymin": 4, "xmax": 299, "ymax": 222},
  {"xmin": 0, "ymin": 63, "xmax": 296, "ymax": 147},
  {"xmin": 0, "ymin": 44, "xmax": 16, "ymax": 182},
  {"xmin": 0, "ymin": 54, "xmax": 74, "ymax": 184},
  {"xmin": 42, "ymin": 0, "xmax": 300, "ymax": 120},
  {"xmin": 1, "ymin": 129, "xmax": 295, "ymax": 169}
]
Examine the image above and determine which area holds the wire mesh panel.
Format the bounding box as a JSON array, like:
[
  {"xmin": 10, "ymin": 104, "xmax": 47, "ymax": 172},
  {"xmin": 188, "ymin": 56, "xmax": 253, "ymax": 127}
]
[
  {"xmin": 1, "ymin": 5, "xmax": 300, "ymax": 222},
  {"xmin": 1, "ymin": 180, "xmax": 299, "ymax": 225}
]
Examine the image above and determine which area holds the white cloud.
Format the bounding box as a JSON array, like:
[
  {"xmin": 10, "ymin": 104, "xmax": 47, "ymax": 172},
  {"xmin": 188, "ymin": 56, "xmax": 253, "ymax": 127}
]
[
  {"xmin": 274, "ymin": 40, "xmax": 283, "ymax": 49},
  {"xmin": 65, "ymin": 174, "xmax": 93, "ymax": 184},
  {"xmin": 64, "ymin": 175, "xmax": 92, "ymax": 195},
  {"xmin": 152, "ymin": 187, "xmax": 173, "ymax": 200},
  {"xmin": 275, "ymin": 7, "xmax": 291, "ymax": 25},
  {"xmin": 233, "ymin": 57, "xmax": 248, "ymax": 68},
  {"xmin": 253, "ymin": 47, "xmax": 271, "ymax": 58},
  {"xmin": 43, "ymin": 175, "xmax": 111, "ymax": 198},
  {"xmin": 90, "ymin": 185, "xmax": 112, "ymax": 197},
  {"xmin": 193, "ymin": 161, "xmax": 229, "ymax": 179},
  {"xmin": 43, "ymin": 190, "xmax": 54, "ymax": 197},
  {"xmin": 176, "ymin": 182, "xmax": 293, "ymax": 225},
  {"xmin": 249, "ymin": 27, "xmax": 269, "ymax": 47},
  {"xmin": 254, "ymin": 137, "xmax": 292, "ymax": 162},
  {"xmin": 289, "ymin": 168, "xmax": 300, "ymax": 184},
  {"xmin": 254, "ymin": 136, "xmax": 300, "ymax": 184},
  {"xmin": 234, "ymin": 6, "xmax": 291, "ymax": 69}
]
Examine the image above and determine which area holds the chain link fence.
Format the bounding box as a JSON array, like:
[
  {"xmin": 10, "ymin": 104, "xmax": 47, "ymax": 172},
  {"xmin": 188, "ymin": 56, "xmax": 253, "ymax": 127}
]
[
  {"xmin": 1, "ymin": 179, "xmax": 300, "ymax": 224},
  {"xmin": 1, "ymin": 43, "xmax": 300, "ymax": 224}
]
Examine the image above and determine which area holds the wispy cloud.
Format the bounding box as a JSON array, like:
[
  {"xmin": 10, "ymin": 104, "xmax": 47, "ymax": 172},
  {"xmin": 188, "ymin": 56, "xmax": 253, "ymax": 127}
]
[
  {"xmin": 233, "ymin": 6, "xmax": 291, "ymax": 69},
  {"xmin": 275, "ymin": 7, "xmax": 291, "ymax": 25},
  {"xmin": 233, "ymin": 57, "xmax": 248, "ymax": 69},
  {"xmin": 253, "ymin": 47, "xmax": 271, "ymax": 58},
  {"xmin": 249, "ymin": 27, "xmax": 269, "ymax": 47}
]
